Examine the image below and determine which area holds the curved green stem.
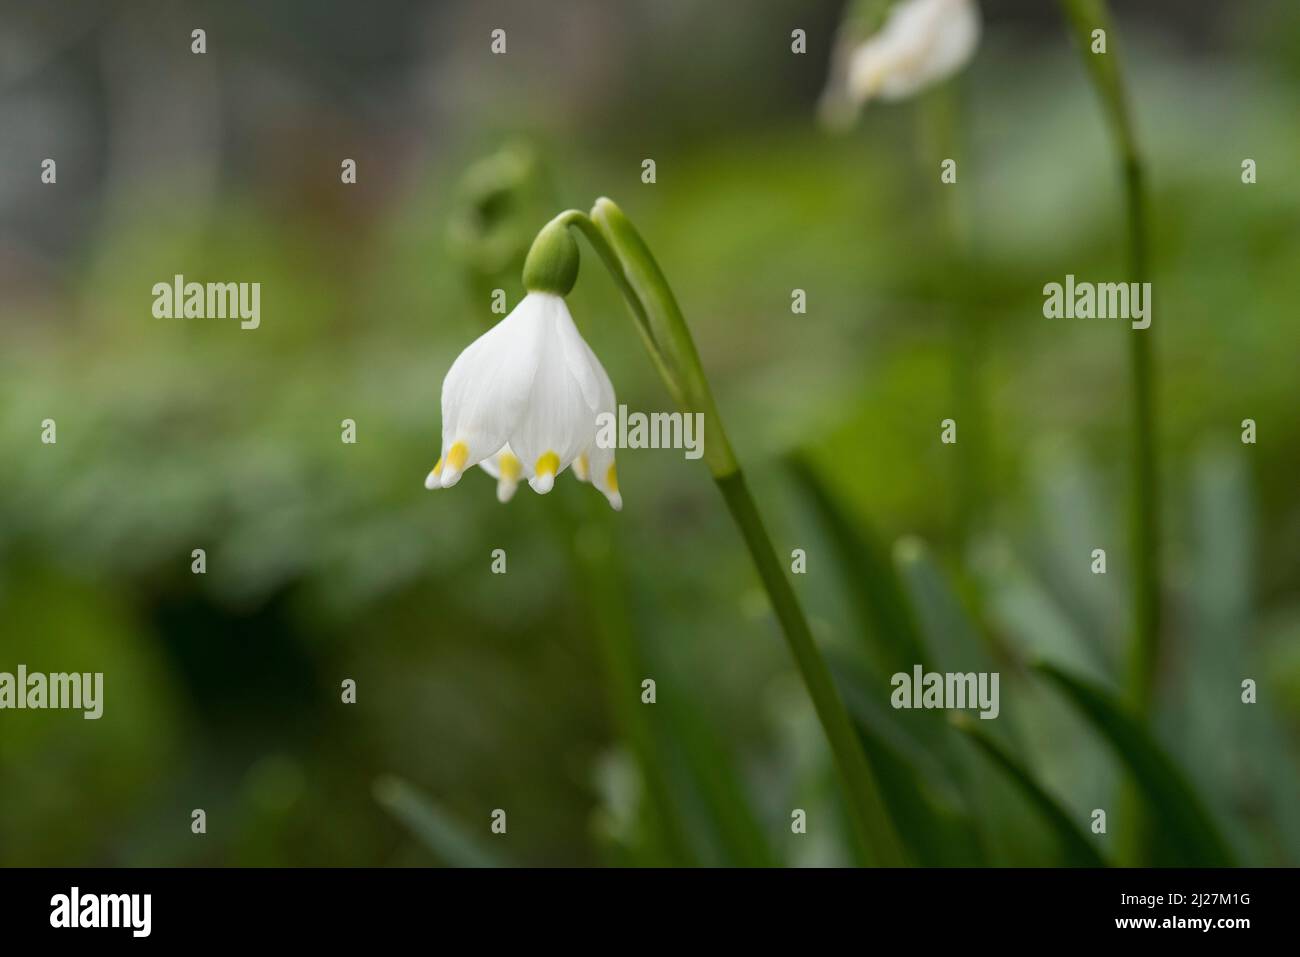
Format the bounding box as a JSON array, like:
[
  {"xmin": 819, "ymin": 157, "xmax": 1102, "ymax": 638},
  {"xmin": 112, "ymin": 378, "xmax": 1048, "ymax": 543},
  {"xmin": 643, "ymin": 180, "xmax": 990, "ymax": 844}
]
[
  {"xmin": 1058, "ymin": 0, "xmax": 1159, "ymax": 720},
  {"xmin": 546, "ymin": 201, "xmax": 906, "ymax": 866},
  {"xmin": 714, "ymin": 470, "xmax": 905, "ymax": 866},
  {"xmin": 1059, "ymin": 0, "xmax": 1159, "ymax": 868},
  {"xmin": 545, "ymin": 205, "xmax": 738, "ymax": 477}
]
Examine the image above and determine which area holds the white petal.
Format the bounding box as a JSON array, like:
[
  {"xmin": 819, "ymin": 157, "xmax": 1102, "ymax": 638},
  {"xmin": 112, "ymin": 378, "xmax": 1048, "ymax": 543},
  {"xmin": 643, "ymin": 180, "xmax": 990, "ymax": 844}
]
[
  {"xmin": 582, "ymin": 342, "xmax": 622, "ymax": 510},
  {"xmin": 847, "ymin": 0, "xmax": 979, "ymax": 104},
  {"xmin": 430, "ymin": 290, "xmax": 627, "ymax": 508},
  {"xmin": 438, "ymin": 293, "xmax": 548, "ymax": 485},
  {"xmin": 509, "ymin": 298, "xmax": 596, "ymax": 488},
  {"xmin": 478, "ymin": 447, "xmax": 504, "ymax": 479},
  {"xmin": 479, "ymin": 444, "xmax": 524, "ymax": 503},
  {"xmin": 586, "ymin": 441, "xmax": 622, "ymax": 511},
  {"xmin": 553, "ymin": 298, "xmax": 606, "ymax": 413}
]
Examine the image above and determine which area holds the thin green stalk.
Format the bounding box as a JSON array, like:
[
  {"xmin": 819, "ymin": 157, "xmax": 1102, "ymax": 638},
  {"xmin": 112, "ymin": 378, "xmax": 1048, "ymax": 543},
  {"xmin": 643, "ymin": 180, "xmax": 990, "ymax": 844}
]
[
  {"xmin": 557, "ymin": 499, "xmax": 698, "ymax": 865},
  {"xmin": 1058, "ymin": 0, "xmax": 1159, "ymax": 721},
  {"xmin": 714, "ymin": 470, "xmax": 904, "ymax": 866},
  {"xmin": 1059, "ymin": 0, "xmax": 1159, "ymax": 868},
  {"xmin": 919, "ymin": 83, "xmax": 990, "ymax": 612},
  {"xmin": 1122, "ymin": 158, "xmax": 1158, "ymax": 719},
  {"xmin": 544, "ymin": 201, "xmax": 907, "ymax": 866}
]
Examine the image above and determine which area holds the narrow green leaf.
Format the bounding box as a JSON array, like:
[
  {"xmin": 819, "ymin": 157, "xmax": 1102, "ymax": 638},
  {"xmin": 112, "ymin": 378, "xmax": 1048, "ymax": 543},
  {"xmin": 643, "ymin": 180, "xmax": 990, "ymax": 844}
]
[
  {"xmin": 1028, "ymin": 437, "xmax": 1124, "ymax": 663},
  {"xmin": 892, "ymin": 536, "xmax": 1028, "ymax": 766},
  {"xmin": 790, "ymin": 461, "xmax": 991, "ymax": 863},
  {"xmin": 969, "ymin": 542, "xmax": 1119, "ymax": 838},
  {"xmin": 894, "ymin": 538, "xmax": 1071, "ymax": 864},
  {"xmin": 829, "ymin": 651, "xmax": 961, "ymax": 793},
  {"xmin": 951, "ymin": 714, "xmax": 1107, "ymax": 867},
  {"xmin": 788, "ymin": 456, "xmax": 930, "ymax": 676},
  {"xmin": 893, "ymin": 536, "xmax": 996, "ymax": 678},
  {"xmin": 373, "ymin": 776, "xmax": 504, "ymax": 868},
  {"xmin": 832, "ymin": 655, "xmax": 985, "ymax": 866},
  {"xmin": 663, "ymin": 697, "xmax": 779, "ymax": 867},
  {"xmin": 973, "ymin": 540, "xmax": 1113, "ymax": 684},
  {"xmin": 1035, "ymin": 664, "xmax": 1236, "ymax": 866},
  {"xmin": 855, "ymin": 728, "xmax": 985, "ymax": 867},
  {"xmin": 571, "ymin": 490, "xmax": 773, "ymax": 868},
  {"xmin": 568, "ymin": 512, "xmax": 699, "ymax": 866}
]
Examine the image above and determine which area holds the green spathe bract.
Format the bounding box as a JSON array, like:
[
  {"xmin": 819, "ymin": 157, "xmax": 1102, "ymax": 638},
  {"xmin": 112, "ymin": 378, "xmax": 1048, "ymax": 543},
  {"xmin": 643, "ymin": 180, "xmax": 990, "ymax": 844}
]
[{"xmin": 521, "ymin": 218, "xmax": 580, "ymax": 296}]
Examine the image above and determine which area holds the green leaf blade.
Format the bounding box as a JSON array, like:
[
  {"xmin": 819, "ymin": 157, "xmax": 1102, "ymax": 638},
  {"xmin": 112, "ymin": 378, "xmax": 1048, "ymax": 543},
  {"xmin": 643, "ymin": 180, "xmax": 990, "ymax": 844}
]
[{"xmin": 1035, "ymin": 664, "xmax": 1236, "ymax": 866}]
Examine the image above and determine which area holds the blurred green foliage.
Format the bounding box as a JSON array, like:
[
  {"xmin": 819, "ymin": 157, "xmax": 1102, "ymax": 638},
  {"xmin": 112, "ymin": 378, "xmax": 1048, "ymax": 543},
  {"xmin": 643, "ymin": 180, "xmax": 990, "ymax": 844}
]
[{"xmin": 1, "ymin": 0, "xmax": 1297, "ymax": 866}]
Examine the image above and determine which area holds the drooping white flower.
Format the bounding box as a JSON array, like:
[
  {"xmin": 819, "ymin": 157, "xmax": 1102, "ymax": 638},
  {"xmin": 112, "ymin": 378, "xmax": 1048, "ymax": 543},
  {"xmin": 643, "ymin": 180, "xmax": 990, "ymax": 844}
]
[
  {"xmin": 424, "ymin": 290, "xmax": 622, "ymax": 510},
  {"xmin": 821, "ymin": 0, "xmax": 980, "ymax": 123}
]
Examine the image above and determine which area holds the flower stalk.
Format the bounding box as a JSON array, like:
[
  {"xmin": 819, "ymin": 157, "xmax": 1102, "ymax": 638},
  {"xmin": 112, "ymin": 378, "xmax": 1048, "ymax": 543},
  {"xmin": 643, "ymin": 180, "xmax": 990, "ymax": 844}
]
[
  {"xmin": 1059, "ymin": 0, "xmax": 1158, "ymax": 868},
  {"xmin": 1059, "ymin": 0, "xmax": 1159, "ymax": 721},
  {"xmin": 550, "ymin": 199, "xmax": 906, "ymax": 866}
]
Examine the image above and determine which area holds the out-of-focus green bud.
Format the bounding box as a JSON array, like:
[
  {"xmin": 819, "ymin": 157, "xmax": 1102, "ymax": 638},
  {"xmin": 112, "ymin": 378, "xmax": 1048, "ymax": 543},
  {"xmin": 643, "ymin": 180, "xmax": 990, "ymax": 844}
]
[{"xmin": 445, "ymin": 142, "xmax": 552, "ymax": 292}]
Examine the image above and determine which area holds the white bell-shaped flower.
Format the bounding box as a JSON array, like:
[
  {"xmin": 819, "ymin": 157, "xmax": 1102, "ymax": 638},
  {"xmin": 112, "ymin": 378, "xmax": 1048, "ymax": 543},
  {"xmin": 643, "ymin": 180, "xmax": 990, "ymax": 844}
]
[
  {"xmin": 829, "ymin": 0, "xmax": 979, "ymax": 113},
  {"xmin": 424, "ymin": 223, "xmax": 622, "ymax": 510}
]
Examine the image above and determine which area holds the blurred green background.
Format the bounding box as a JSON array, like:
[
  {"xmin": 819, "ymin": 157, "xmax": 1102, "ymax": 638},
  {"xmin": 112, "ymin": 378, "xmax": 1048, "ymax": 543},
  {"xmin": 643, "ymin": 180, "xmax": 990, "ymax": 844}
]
[{"xmin": 1, "ymin": 0, "xmax": 1297, "ymax": 866}]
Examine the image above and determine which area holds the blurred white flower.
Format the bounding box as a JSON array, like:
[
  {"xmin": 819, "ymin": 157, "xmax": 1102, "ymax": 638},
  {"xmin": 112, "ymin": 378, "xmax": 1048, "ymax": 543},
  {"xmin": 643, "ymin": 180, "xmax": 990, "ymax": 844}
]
[
  {"xmin": 821, "ymin": 0, "xmax": 980, "ymax": 124},
  {"xmin": 425, "ymin": 291, "xmax": 623, "ymax": 510}
]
